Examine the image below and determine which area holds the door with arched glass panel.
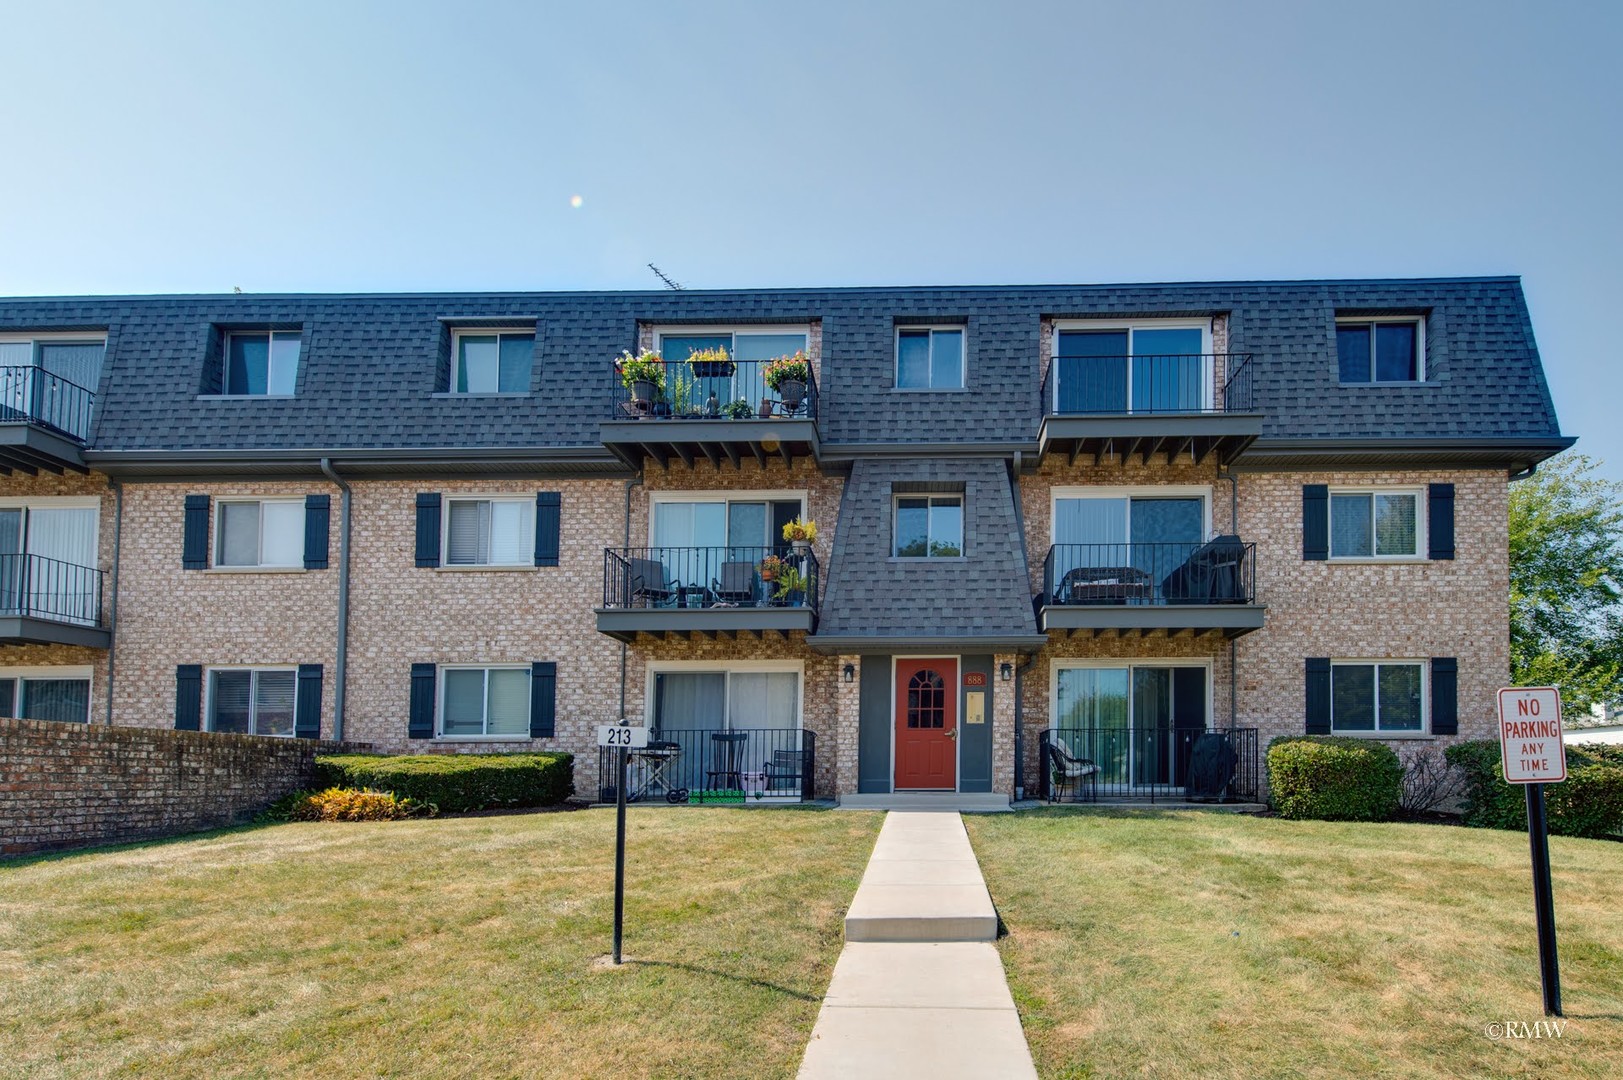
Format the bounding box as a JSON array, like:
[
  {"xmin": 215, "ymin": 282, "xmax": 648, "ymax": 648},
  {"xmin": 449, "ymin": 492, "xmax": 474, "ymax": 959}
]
[{"xmin": 894, "ymin": 658, "xmax": 958, "ymax": 790}]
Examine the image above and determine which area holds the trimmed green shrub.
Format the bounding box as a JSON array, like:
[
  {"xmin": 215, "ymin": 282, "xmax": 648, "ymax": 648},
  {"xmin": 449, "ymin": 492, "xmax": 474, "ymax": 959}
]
[
  {"xmin": 315, "ymin": 752, "xmax": 574, "ymax": 813},
  {"xmin": 1266, "ymin": 736, "xmax": 1403, "ymax": 822},
  {"xmin": 1447, "ymin": 739, "xmax": 1623, "ymax": 839}
]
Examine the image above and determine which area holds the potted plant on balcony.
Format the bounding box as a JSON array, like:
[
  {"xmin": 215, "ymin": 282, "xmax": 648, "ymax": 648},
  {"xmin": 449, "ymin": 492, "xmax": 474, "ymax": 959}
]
[
  {"xmin": 722, "ymin": 398, "xmax": 754, "ymax": 419},
  {"xmin": 763, "ymin": 352, "xmax": 810, "ymax": 413},
  {"xmin": 615, "ymin": 350, "xmax": 665, "ymax": 411},
  {"xmin": 782, "ymin": 516, "xmax": 817, "ymax": 555},
  {"xmin": 774, "ymin": 565, "xmax": 809, "ymax": 607},
  {"xmin": 686, "ymin": 345, "xmax": 735, "ymax": 380}
]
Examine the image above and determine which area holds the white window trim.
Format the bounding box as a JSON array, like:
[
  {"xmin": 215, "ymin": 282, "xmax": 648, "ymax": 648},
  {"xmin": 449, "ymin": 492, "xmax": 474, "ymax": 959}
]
[
  {"xmin": 0, "ymin": 665, "xmax": 96, "ymax": 724},
  {"xmin": 892, "ymin": 493, "xmax": 966, "ymax": 559},
  {"xmin": 642, "ymin": 659, "xmax": 805, "ymax": 730},
  {"xmin": 893, "ymin": 326, "xmax": 968, "ymax": 391},
  {"xmin": 202, "ymin": 665, "xmax": 299, "ymax": 738},
  {"xmin": 436, "ymin": 663, "xmax": 533, "ymax": 740},
  {"xmin": 1329, "ymin": 659, "xmax": 1430, "ymax": 737},
  {"xmin": 1327, "ymin": 487, "xmax": 1426, "ymax": 562},
  {"xmin": 1049, "ymin": 318, "xmax": 1215, "ymax": 412},
  {"xmin": 219, "ymin": 330, "xmax": 302, "ymax": 397},
  {"xmin": 651, "ymin": 325, "xmax": 813, "ymax": 348},
  {"xmin": 645, "ymin": 490, "xmax": 808, "ymax": 546},
  {"xmin": 1048, "ymin": 485, "xmax": 1215, "ymax": 546},
  {"xmin": 1049, "ymin": 657, "xmax": 1215, "ymax": 727},
  {"xmin": 1334, "ymin": 315, "xmax": 1427, "ymax": 384},
  {"xmin": 440, "ymin": 495, "xmax": 535, "ymax": 568},
  {"xmin": 447, "ymin": 327, "xmax": 536, "ymax": 396},
  {"xmin": 213, "ymin": 498, "xmax": 305, "ymax": 569}
]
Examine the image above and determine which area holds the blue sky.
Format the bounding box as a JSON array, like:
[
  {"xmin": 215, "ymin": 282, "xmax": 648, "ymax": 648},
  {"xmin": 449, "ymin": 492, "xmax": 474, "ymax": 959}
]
[{"xmin": 2, "ymin": 1, "xmax": 1618, "ymax": 473}]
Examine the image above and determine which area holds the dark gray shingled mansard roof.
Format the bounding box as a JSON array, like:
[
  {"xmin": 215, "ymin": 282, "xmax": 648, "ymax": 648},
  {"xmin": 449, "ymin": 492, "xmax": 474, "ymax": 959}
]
[{"xmin": 0, "ymin": 277, "xmax": 1572, "ymax": 645}]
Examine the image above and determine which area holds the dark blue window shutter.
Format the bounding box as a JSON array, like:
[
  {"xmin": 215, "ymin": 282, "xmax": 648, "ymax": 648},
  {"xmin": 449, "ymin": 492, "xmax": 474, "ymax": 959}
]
[
  {"xmin": 530, "ymin": 661, "xmax": 557, "ymax": 737},
  {"xmin": 415, "ymin": 493, "xmax": 442, "ymax": 568},
  {"xmin": 409, "ymin": 663, "xmax": 437, "ymax": 739},
  {"xmin": 175, "ymin": 664, "xmax": 202, "ymax": 730},
  {"xmin": 535, "ymin": 492, "xmax": 561, "ymax": 567},
  {"xmin": 303, "ymin": 495, "xmax": 331, "ymax": 570},
  {"xmin": 295, "ymin": 664, "xmax": 323, "ymax": 740},
  {"xmin": 1305, "ymin": 658, "xmax": 1332, "ymax": 734},
  {"xmin": 1302, "ymin": 485, "xmax": 1328, "ymax": 561},
  {"xmin": 1428, "ymin": 483, "xmax": 1455, "ymax": 560},
  {"xmin": 182, "ymin": 495, "xmax": 210, "ymax": 569},
  {"xmin": 1430, "ymin": 658, "xmax": 1458, "ymax": 735}
]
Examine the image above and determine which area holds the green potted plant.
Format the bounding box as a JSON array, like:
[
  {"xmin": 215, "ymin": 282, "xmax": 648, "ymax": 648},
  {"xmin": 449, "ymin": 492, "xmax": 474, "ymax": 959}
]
[
  {"xmin": 763, "ymin": 352, "xmax": 810, "ymax": 412},
  {"xmin": 722, "ymin": 398, "xmax": 754, "ymax": 419},
  {"xmin": 686, "ymin": 345, "xmax": 735, "ymax": 379},
  {"xmin": 615, "ymin": 350, "xmax": 665, "ymax": 409},
  {"xmin": 773, "ymin": 565, "xmax": 809, "ymax": 606}
]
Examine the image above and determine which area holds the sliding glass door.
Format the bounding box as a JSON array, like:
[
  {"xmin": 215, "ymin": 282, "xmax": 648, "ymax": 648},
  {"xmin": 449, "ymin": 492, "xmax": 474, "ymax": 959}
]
[
  {"xmin": 0, "ymin": 505, "xmax": 98, "ymax": 623},
  {"xmin": 651, "ymin": 498, "xmax": 802, "ymax": 598},
  {"xmin": 653, "ymin": 669, "xmax": 802, "ymax": 793},
  {"xmin": 1054, "ymin": 326, "xmax": 1205, "ymax": 413},
  {"xmin": 1054, "ymin": 665, "xmax": 1208, "ymax": 790},
  {"xmin": 1053, "ymin": 494, "xmax": 1204, "ymax": 602}
]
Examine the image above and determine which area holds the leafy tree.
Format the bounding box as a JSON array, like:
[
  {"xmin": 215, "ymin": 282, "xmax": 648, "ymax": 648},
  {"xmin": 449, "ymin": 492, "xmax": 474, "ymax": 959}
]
[{"xmin": 1509, "ymin": 454, "xmax": 1623, "ymax": 718}]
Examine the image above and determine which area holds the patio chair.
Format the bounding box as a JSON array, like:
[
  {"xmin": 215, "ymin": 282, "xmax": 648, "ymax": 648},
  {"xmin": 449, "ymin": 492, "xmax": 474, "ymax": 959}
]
[
  {"xmin": 626, "ymin": 557, "xmax": 678, "ymax": 608},
  {"xmin": 762, "ymin": 748, "xmax": 805, "ymax": 796},
  {"xmin": 706, "ymin": 731, "xmax": 750, "ymax": 790},
  {"xmin": 1047, "ymin": 736, "xmax": 1099, "ymax": 803},
  {"xmin": 710, "ymin": 561, "xmax": 756, "ymax": 606}
]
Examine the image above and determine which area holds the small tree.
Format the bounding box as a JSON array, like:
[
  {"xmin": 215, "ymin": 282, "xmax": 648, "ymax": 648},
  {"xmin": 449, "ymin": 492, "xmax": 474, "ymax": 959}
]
[{"xmin": 1510, "ymin": 454, "xmax": 1623, "ymax": 716}]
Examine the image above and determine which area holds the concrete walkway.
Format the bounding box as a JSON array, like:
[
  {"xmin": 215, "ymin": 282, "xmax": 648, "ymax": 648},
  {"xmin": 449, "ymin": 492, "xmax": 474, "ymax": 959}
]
[{"xmin": 798, "ymin": 812, "xmax": 1038, "ymax": 1079}]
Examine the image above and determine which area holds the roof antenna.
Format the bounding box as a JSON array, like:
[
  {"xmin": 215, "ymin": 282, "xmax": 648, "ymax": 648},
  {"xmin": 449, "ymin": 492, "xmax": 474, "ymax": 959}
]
[{"xmin": 647, "ymin": 263, "xmax": 684, "ymax": 290}]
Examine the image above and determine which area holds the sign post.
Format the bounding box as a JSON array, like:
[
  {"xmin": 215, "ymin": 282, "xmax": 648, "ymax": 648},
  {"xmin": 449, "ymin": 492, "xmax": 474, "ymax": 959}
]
[
  {"xmin": 597, "ymin": 722, "xmax": 648, "ymax": 966},
  {"xmin": 1497, "ymin": 687, "xmax": 1567, "ymax": 1017}
]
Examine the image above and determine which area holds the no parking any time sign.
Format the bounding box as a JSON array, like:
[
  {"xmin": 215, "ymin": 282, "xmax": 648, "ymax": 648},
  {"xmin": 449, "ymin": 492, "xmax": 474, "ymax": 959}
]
[{"xmin": 1497, "ymin": 687, "xmax": 1567, "ymax": 784}]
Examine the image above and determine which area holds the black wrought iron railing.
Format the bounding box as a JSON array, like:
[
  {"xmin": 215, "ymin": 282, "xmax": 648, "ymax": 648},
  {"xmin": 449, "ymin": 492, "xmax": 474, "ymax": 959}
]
[
  {"xmin": 602, "ymin": 546, "xmax": 820, "ymax": 612},
  {"xmin": 0, "ymin": 554, "xmax": 105, "ymax": 626},
  {"xmin": 1040, "ymin": 726, "xmax": 1260, "ymax": 803},
  {"xmin": 611, "ymin": 358, "xmax": 818, "ymax": 421},
  {"xmin": 1040, "ymin": 353, "xmax": 1252, "ymax": 415},
  {"xmin": 1042, "ymin": 540, "xmax": 1255, "ymax": 606},
  {"xmin": 597, "ymin": 727, "xmax": 818, "ymax": 803},
  {"xmin": 0, "ymin": 367, "xmax": 96, "ymax": 441}
]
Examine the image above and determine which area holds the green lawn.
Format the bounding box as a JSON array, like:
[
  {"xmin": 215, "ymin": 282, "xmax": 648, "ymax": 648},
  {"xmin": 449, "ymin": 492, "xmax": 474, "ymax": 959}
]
[
  {"xmin": 966, "ymin": 809, "xmax": 1623, "ymax": 1080},
  {"xmin": 0, "ymin": 808, "xmax": 880, "ymax": 1080}
]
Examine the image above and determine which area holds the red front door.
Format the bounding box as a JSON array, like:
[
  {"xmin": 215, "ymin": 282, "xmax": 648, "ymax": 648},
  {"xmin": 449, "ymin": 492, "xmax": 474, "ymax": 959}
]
[{"xmin": 895, "ymin": 658, "xmax": 957, "ymax": 790}]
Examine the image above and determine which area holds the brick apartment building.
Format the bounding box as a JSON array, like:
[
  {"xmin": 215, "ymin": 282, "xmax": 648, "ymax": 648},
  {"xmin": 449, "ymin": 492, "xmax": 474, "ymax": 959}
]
[{"xmin": 0, "ymin": 278, "xmax": 1572, "ymax": 805}]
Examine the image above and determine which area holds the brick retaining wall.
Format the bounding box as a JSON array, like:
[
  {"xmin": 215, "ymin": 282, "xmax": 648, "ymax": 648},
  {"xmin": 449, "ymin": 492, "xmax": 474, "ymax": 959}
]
[{"xmin": 0, "ymin": 718, "xmax": 368, "ymax": 856}]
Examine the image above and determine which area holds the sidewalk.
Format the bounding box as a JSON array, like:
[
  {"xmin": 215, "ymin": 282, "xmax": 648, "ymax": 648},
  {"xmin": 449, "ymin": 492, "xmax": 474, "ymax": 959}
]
[{"xmin": 798, "ymin": 811, "xmax": 1038, "ymax": 1079}]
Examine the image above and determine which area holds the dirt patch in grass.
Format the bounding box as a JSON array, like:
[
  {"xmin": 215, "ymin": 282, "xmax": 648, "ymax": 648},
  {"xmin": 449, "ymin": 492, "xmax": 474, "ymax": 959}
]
[
  {"xmin": 967, "ymin": 808, "xmax": 1623, "ymax": 1080},
  {"xmin": 0, "ymin": 807, "xmax": 880, "ymax": 1079}
]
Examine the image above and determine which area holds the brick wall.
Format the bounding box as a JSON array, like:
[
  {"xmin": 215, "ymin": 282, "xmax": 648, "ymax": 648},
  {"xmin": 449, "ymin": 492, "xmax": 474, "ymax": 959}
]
[{"xmin": 0, "ymin": 717, "xmax": 363, "ymax": 855}]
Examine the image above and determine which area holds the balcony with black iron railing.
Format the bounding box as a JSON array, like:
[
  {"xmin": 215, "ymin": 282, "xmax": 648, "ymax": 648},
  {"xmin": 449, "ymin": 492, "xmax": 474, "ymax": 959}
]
[
  {"xmin": 600, "ymin": 358, "xmax": 821, "ymax": 469},
  {"xmin": 1038, "ymin": 540, "xmax": 1264, "ymax": 638},
  {"xmin": 597, "ymin": 727, "xmax": 819, "ymax": 804},
  {"xmin": 1040, "ymin": 726, "xmax": 1261, "ymax": 803},
  {"xmin": 1038, "ymin": 353, "xmax": 1261, "ymax": 466},
  {"xmin": 0, "ymin": 367, "xmax": 96, "ymax": 473},
  {"xmin": 0, "ymin": 553, "xmax": 110, "ymax": 647},
  {"xmin": 596, "ymin": 545, "xmax": 820, "ymax": 640}
]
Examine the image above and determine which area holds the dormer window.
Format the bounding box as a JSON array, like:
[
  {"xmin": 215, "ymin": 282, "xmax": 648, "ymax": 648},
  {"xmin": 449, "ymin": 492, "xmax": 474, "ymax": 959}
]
[
  {"xmin": 451, "ymin": 330, "xmax": 534, "ymax": 394},
  {"xmin": 1336, "ymin": 317, "xmax": 1424, "ymax": 383},
  {"xmin": 225, "ymin": 331, "xmax": 301, "ymax": 395}
]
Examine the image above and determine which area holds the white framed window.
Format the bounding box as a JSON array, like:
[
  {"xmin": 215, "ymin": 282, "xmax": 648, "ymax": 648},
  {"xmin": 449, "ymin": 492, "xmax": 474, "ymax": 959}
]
[
  {"xmin": 1335, "ymin": 316, "xmax": 1425, "ymax": 383},
  {"xmin": 207, "ymin": 667, "xmax": 296, "ymax": 737},
  {"xmin": 443, "ymin": 497, "xmax": 534, "ymax": 566},
  {"xmin": 223, "ymin": 331, "xmax": 301, "ymax": 396},
  {"xmin": 1329, "ymin": 489, "xmax": 1422, "ymax": 560},
  {"xmin": 895, "ymin": 327, "xmax": 965, "ymax": 389},
  {"xmin": 894, "ymin": 495, "xmax": 963, "ymax": 558},
  {"xmin": 215, "ymin": 499, "xmax": 305, "ymax": 568},
  {"xmin": 439, "ymin": 665, "xmax": 530, "ymax": 737},
  {"xmin": 1050, "ymin": 319, "xmax": 1212, "ymax": 412},
  {"xmin": 450, "ymin": 329, "xmax": 534, "ymax": 394},
  {"xmin": 0, "ymin": 666, "xmax": 94, "ymax": 724},
  {"xmin": 1331, "ymin": 660, "xmax": 1426, "ymax": 734}
]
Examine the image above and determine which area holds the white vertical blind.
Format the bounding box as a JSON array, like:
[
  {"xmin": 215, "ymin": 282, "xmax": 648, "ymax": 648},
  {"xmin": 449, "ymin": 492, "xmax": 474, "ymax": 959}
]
[{"xmin": 259, "ymin": 502, "xmax": 305, "ymax": 567}]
